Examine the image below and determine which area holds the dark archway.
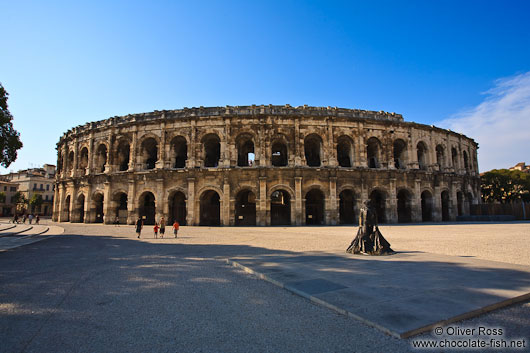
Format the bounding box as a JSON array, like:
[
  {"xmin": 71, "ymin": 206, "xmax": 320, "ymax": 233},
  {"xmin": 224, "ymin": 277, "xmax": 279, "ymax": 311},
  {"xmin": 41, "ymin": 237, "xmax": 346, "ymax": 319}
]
[
  {"xmin": 235, "ymin": 190, "xmax": 256, "ymax": 225},
  {"xmin": 203, "ymin": 134, "xmax": 221, "ymax": 168},
  {"xmin": 393, "ymin": 139, "xmax": 407, "ymax": 169},
  {"xmin": 139, "ymin": 192, "xmax": 156, "ymax": 225},
  {"xmin": 67, "ymin": 151, "xmax": 74, "ymax": 173},
  {"xmin": 337, "ymin": 136, "xmax": 353, "ymax": 167},
  {"xmin": 64, "ymin": 195, "xmax": 71, "ymax": 222},
  {"xmin": 117, "ymin": 139, "xmax": 130, "ymax": 171},
  {"xmin": 271, "ymin": 141, "xmax": 288, "ymax": 166},
  {"xmin": 463, "ymin": 151, "xmax": 469, "ymax": 172},
  {"xmin": 441, "ymin": 190, "xmax": 450, "ymax": 221},
  {"xmin": 169, "ymin": 191, "xmax": 187, "ymax": 226},
  {"xmin": 114, "ymin": 192, "xmax": 128, "ymax": 224},
  {"xmin": 79, "ymin": 147, "xmax": 89, "ymax": 172},
  {"xmin": 96, "ymin": 144, "xmax": 108, "ymax": 173},
  {"xmin": 436, "ymin": 145, "xmax": 445, "ymax": 171},
  {"xmin": 77, "ymin": 194, "xmax": 85, "ymax": 223},
  {"xmin": 421, "ymin": 191, "xmax": 433, "ymax": 222},
  {"xmin": 271, "ymin": 190, "xmax": 290, "ymax": 225},
  {"xmin": 305, "ymin": 189, "xmax": 325, "ymax": 225},
  {"xmin": 304, "ymin": 134, "xmax": 322, "ymax": 167},
  {"xmin": 200, "ymin": 190, "xmax": 220, "ymax": 226},
  {"xmin": 451, "ymin": 147, "xmax": 458, "ymax": 170},
  {"xmin": 417, "ymin": 141, "xmax": 428, "ymax": 170},
  {"xmin": 369, "ymin": 189, "xmax": 386, "ymax": 223},
  {"xmin": 237, "ymin": 136, "xmax": 255, "ymax": 167},
  {"xmin": 170, "ymin": 136, "xmax": 187, "ymax": 169},
  {"xmin": 457, "ymin": 191, "xmax": 463, "ymax": 216},
  {"xmin": 339, "ymin": 190, "xmax": 356, "ymax": 224},
  {"xmin": 141, "ymin": 138, "xmax": 158, "ymax": 170},
  {"xmin": 366, "ymin": 137, "xmax": 381, "ymax": 168},
  {"xmin": 93, "ymin": 193, "xmax": 104, "ymax": 223},
  {"xmin": 397, "ymin": 189, "xmax": 412, "ymax": 223}
]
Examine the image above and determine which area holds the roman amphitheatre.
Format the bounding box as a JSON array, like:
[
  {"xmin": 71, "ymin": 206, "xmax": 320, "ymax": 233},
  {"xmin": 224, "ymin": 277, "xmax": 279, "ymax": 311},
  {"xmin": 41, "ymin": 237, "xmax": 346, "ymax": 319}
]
[{"xmin": 52, "ymin": 105, "xmax": 480, "ymax": 226}]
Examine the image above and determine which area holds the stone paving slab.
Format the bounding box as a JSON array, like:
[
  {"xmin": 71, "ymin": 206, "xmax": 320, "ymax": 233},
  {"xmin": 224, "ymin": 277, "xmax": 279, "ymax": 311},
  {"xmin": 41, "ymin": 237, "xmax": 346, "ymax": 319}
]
[{"xmin": 227, "ymin": 251, "xmax": 530, "ymax": 338}]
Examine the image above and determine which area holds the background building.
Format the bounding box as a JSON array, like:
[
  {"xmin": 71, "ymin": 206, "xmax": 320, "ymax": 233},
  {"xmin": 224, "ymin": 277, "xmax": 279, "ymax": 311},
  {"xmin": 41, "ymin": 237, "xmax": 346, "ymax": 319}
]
[{"xmin": 0, "ymin": 180, "xmax": 19, "ymax": 217}]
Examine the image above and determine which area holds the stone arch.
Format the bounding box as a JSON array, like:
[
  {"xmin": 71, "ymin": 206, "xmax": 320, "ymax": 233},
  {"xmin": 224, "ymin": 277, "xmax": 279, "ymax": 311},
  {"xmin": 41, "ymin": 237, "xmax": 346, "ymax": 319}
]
[
  {"xmin": 199, "ymin": 189, "xmax": 220, "ymax": 226},
  {"xmin": 92, "ymin": 191, "xmax": 104, "ymax": 223},
  {"xmin": 417, "ymin": 141, "xmax": 428, "ymax": 170},
  {"xmin": 420, "ymin": 190, "xmax": 433, "ymax": 222},
  {"xmin": 67, "ymin": 150, "xmax": 75, "ymax": 173},
  {"xmin": 441, "ymin": 190, "xmax": 450, "ymax": 221},
  {"xmin": 337, "ymin": 135, "xmax": 354, "ymax": 167},
  {"xmin": 369, "ymin": 188, "xmax": 387, "ymax": 223},
  {"xmin": 366, "ymin": 137, "xmax": 382, "ymax": 168},
  {"xmin": 139, "ymin": 136, "xmax": 158, "ymax": 170},
  {"xmin": 169, "ymin": 135, "xmax": 188, "ymax": 169},
  {"xmin": 396, "ymin": 188, "xmax": 413, "ymax": 223},
  {"xmin": 393, "ymin": 139, "xmax": 407, "ymax": 169},
  {"xmin": 111, "ymin": 191, "xmax": 128, "ymax": 224},
  {"xmin": 269, "ymin": 184, "xmax": 295, "ymax": 200},
  {"xmin": 270, "ymin": 189, "xmax": 291, "ymax": 225},
  {"xmin": 271, "ymin": 135, "xmax": 289, "ymax": 167},
  {"xmin": 463, "ymin": 150, "xmax": 469, "ymax": 172},
  {"xmin": 236, "ymin": 133, "xmax": 255, "ymax": 167},
  {"xmin": 304, "ymin": 133, "xmax": 323, "ymax": 167},
  {"xmin": 235, "ymin": 189, "xmax": 256, "ymax": 225},
  {"xmin": 305, "ymin": 188, "xmax": 325, "ymax": 225},
  {"xmin": 78, "ymin": 147, "xmax": 89, "ymax": 172},
  {"xmin": 339, "ymin": 189, "xmax": 357, "ymax": 224},
  {"xmin": 451, "ymin": 147, "xmax": 458, "ymax": 170},
  {"xmin": 139, "ymin": 191, "xmax": 156, "ymax": 225},
  {"xmin": 116, "ymin": 138, "xmax": 131, "ymax": 171},
  {"xmin": 436, "ymin": 144, "xmax": 445, "ymax": 171},
  {"xmin": 168, "ymin": 190, "xmax": 187, "ymax": 226},
  {"xmin": 75, "ymin": 193, "xmax": 85, "ymax": 223},
  {"xmin": 202, "ymin": 133, "xmax": 221, "ymax": 168},
  {"xmin": 94, "ymin": 143, "xmax": 108, "ymax": 173}
]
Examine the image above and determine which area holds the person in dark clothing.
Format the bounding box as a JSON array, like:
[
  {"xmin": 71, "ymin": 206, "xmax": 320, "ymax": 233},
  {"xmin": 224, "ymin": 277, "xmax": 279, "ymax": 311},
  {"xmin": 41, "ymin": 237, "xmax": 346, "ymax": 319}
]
[{"xmin": 136, "ymin": 217, "xmax": 143, "ymax": 238}]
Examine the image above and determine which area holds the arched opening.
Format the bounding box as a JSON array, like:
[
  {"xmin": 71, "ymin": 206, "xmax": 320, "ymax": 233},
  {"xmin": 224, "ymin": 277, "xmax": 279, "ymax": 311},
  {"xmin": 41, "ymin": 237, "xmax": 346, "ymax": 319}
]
[
  {"xmin": 337, "ymin": 136, "xmax": 353, "ymax": 167},
  {"xmin": 114, "ymin": 192, "xmax": 128, "ymax": 224},
  {"xmin": 200, "ymin": 190, "xmax": 220, "ymax": 226},
  {"xmin": 271, "ymin": 190, "xmax": 290, "ymax": 225},
  {"xmin": 67, "ymin": 151, "xmax": 74, "ymax": 173},
  {"xmin": 369, "ymin": 189, "xmax": 386, "ymax": 223},
  {"xmin": 305, "ymin": 189, "xmax": 325, "ymax": 225},
  {"xmin": 117, "ymin": 139, "xmax": 130, "ymax": 171},
  {"xmin": 93, "ymin": 193, "xmax": 104, "ymax": 223},
  {"xmin": 203, "ymin": 134, "xmax": 220, "ymax": 168},
  {"xmin": 57, "ymin": 152, "xmax": 63, "ymax": 174},
  {"xmin": 304, "ymin": 134, "xmax": 322, "ymax": 167},
  {"xmin": 466, "ymin": 192, "xmax": 473, "ymax": 215},
  {"xmin": 463, "ymin": 151, "xmax": 469, "ymax": 172},
  {"xmin": 397, "ymin": 189, "xmax": 412, "ymax": 223},
  {"xmin": 339, "ymin": 190, "xmax": 356, "ymax": 224},
  {"xmin": 95, "ymin": 144, "xmax": 108, "ymax": 173},
  {"xmin": 441, "ymin": 191, "xmax": 450, "ymax": 221},
  {"xmin": 436, "ymin": 145, "xmax": 445, "ymax": 171},
  {"xmin": 271, "ymin": 141, "xmax": 288, "ymax": 166},
  {"xmin": 393, "ymin": 139, "xmax": 407, "ymax": 169},
  {"xmin": 235, "ymin": 190, "xmax": 256, "ymax": 225},
  {"xmin": 421, "ymin": 191, "xmax": 433, "ymax": 222},
  {"xmin": 170, "ymin": 136, "xmax": 187, "ymax": 169},
  {"xmin": 169, "ymin": 191, "xmax": 187, "ymax": 226},
  {"xmin": 63, "ymin": 195, "xmax": 71, "ymax": 222},
  {"xmin": 237, "ymin": 136, "xmax": 255, "ymax": 167},
  {"xmin": 451, "ymin": 147, "xmax": 458, "ymax": 170},
  {"xmin": 139, "ymin": 192, "xmax": 156, "ymax": 225},
  {"xmin": 79, "ymin": 147, "xmax": 88, "ymax": 172},
  {"xmin": 417, "ymin": 141, "xmax": 428, "ymax": 170},
  {"xmin": 457, "ymin": 191, "xmax": 463, "ymax": 216},
  {"xmin": 77, "ymin": 194, "xmax": 85, "ymax": 223},
  {"xmin": 366, "ymin": 137, "xmax": 381, "ymax": 168},
  {"xmin": 141, "ymin": 138, "xmax": 158, "ymax": 170}
]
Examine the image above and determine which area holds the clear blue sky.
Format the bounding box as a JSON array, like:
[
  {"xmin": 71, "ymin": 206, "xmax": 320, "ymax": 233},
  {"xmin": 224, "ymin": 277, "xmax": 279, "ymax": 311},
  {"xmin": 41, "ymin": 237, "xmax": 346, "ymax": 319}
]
[{"xmin": 1, "ymin": 0, "xmax": 530, "ymax": 172}]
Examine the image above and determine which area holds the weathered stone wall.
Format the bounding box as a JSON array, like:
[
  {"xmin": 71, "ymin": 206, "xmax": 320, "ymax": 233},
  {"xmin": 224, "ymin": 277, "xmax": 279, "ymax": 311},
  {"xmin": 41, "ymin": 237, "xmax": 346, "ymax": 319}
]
[{"xmin": 53, "ymin": 105, "xmax": 480, "ymax": 226}]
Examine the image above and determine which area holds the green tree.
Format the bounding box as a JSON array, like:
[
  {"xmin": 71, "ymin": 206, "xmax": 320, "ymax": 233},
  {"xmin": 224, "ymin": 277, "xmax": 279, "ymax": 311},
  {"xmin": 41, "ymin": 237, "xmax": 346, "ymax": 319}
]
[
  {"xmin": 0, "ymin": 191, "xmax": 5, "ymax": 203},
  {"xmin": 481, "ymin": 169, "xmax": 530, "ymax": 203},
  {"xmin": 29, "ymin": 194, "xmax": 43, "ymax": 212},
  {"xmin": 12, "ymin": 191, "xmax": 28, "ymax": 212},
  {"xmin": 0, "ymin": 83, "xmax": 23, "ymax": 168}
]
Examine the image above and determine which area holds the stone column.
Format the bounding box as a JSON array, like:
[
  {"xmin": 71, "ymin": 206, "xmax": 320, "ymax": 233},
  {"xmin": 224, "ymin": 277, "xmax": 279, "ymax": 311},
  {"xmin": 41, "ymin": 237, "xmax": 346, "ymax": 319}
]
[
  {"xmin": 129, "ymin": 128, "xmax": 138, "ymax": 171},
  {"xmin": 105, "ymin": 131, "xmax": 113, "ymax": 174},
  {"xmin": 72, "ymin": 139, "xmax": 79, "ymax": 178},
  {"xmin": 157, "ymin": 122, "xmax": 166, "ymax": 169},
  {"xmin": 294, "ymin": 118, "xmax": 302, "ymax": 166},
  {"xmin": 408, "ymin": 136, "xmax": 418, "ymax": 169},
  {"xmin": 67, "ymin": 182, "xmax": 75, "ymax": 222},
  {"xmin": 84, "ymin": 184, "xmax": 92, "ymax": 223},
  {"xmin": 186, "ymin": 178, "xmax": 195, "ymax": 226},
  {"xmin": 103, "ymin": 181, "xmax": 112, "ymax": 224},
  {"xmin": 433, "ymin": 186, "xmax": 442, "ymax": 222},
  {"xmin": 126, "ymin": 180, "xmax": 136, "ymax": 225},
  {"xmin": 450, "ymin": 180, "xmax": 459, "ymax": 221},
  {"xmin": 411, "ymin": 179, "xmax": 422, "ymax": 222},
  {"xmin": 388, "ymin": 178, "xmax": 397, "ymax": 223},
  {"xmin": 327, "ymin": 177, "xmax": 337, "ymax": 225},
  {"xmin": 57, "ymin": 184, "xmax": 65, "ymax": 222},
  {"xmin": 156, "ymin": 178, "xmax": 165, "ymax": 222},
  {"xmin": 356, "ymin": 127, "xmax": 366, "ymax": 167},
  {"xmin": 87, "ymin": 133, "xmax": 94, "ymax": 175},
  {"xmin": 258, "ymin": 177, "xmax": 267, "ymax": 226},
  {"xmin": 222, "ymin": 179, "xmax": 230, "ymax": 226},
  {"xmin": 293, "ymin": 177, "xmax": 302, "ymax": 225}
]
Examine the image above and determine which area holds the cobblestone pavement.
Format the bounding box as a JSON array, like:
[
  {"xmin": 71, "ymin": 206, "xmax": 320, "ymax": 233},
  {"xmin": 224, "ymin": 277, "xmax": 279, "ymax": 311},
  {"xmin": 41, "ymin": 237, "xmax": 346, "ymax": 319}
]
[{"xmin": 1, "ymin": 222, "xmax": 529, "ymax": 352}]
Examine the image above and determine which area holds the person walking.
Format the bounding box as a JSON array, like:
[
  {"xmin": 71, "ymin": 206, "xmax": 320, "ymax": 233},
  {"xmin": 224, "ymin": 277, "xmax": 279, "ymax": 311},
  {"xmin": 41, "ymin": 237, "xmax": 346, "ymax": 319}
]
[
  {"xmin": 136, "ymin": 217, "xmax": 143, "ymax": 238},
  {"xmin": 172, "ymin": 220, "xmax": 179, "ymax": 238},
  {"xmin": 28, "ymin": 214, "xmax": 33, "ymax": 224},
  {"xmin": 159, "ymin": 217, "xmax": 165, "ymax": 238},
  {"xmin": 22, "ymin": 214, "xmax": 27, "ymax": 224},
  {"xmin": 35, "ymin": 214, "xmax": 40, "ymax": 224},
  {"xmin": 153, "ymin": 222, "xmax": 160, "ymax": 239}
]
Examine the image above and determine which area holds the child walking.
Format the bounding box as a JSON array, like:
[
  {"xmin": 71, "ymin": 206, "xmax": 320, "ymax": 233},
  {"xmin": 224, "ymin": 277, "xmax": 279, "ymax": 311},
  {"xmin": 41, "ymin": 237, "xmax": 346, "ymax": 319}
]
[
  {"xmin": 172, "ymin": 221, "xmax": 179, "ymax": 238},
  {"xmin": 153, "ymin": 222, "xmax": 160, "ymax": 239}
]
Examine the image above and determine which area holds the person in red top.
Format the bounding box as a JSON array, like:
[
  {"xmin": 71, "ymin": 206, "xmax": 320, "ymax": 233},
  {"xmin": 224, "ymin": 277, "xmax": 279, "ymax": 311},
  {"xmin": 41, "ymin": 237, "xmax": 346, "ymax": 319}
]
[
  {"xmin": 153, "ymin": 222, "xmax": 160, "ymax": 239},
  {"xmin": 172, "ymin": 221, "xmax": 179, "ymax": 238}
]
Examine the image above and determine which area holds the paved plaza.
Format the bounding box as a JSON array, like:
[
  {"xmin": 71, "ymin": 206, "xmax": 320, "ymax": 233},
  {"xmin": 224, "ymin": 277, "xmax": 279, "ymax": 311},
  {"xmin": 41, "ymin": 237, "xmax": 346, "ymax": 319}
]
[{"xmin": 1, "ymin": 221, "xmax": 529, "ymax": 352}]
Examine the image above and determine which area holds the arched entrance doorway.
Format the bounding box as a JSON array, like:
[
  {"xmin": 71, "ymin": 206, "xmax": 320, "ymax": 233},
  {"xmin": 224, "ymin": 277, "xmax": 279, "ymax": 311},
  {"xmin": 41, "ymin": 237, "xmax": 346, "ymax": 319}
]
[
  {"xmin": 339, "ymin": 190, "xmax": 356, "ymax": 224},
  {"xmin": 457, "ymin": 191, "xmax": 463, "ymax": 216},
  {"xmin": 114, "ymin": 192, "xmax": 128, "ymax": 224},
  {"xmin": 235, "ymin": 190, "xmax": 256, "ymax": 225},
  {"xmin": 369, "ymin": 190, "xmax": 386, "ymax": 223},
  {"xmin": 271, "ymin": 190, "xmax": 290, "ymax": 225},
  {"xmin": 200, "ymin": 190, "xmax": 220, "ymax": 226},
  {"xmin": 169, "ymin": 191, "xmax": 187, "ymax": 226},
  {"xmin": 139, "ymin": 192, "xmax": 156, "ymax": 225},
  {"xmin": 421, "ymin": 191, "xmax": 433, "ymax": 222},
  {"xmin": 93, "ymin": 193, "xmax": 104, "ymax": 223},
  {"xmin": 77, "ymin": 194, "xmax": 85, "ymax": 223},
  {"xmin": 397, "ymin": 189, "xmax": 412, "ymax": 223},
  {"xmin": 305, "ymin": 189, "xmax": 325, "ymax": 225},
  {"xmin": 441, "ymin": 191, "xmax": 450, "ymax": 221}
]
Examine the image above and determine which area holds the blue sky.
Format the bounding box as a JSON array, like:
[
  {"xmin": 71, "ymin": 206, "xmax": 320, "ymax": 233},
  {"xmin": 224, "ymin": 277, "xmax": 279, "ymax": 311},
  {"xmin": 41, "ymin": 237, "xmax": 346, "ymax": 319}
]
[{"xmin": 1, "ymin": 0, "xmax": 529, "ymax": 172}]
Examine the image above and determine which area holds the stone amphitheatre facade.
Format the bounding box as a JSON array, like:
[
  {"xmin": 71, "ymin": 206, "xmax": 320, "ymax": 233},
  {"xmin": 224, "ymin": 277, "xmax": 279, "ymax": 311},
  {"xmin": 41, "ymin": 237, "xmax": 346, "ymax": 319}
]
[{"xmin": 52, "ymin": 105, "xmax": 480, "ymax": 226}]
